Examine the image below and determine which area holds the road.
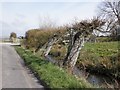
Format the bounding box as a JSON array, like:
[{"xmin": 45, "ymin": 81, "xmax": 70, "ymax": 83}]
[{"xmin": 0, "ymin": 43, "xmax": 44, "ymax": 88}]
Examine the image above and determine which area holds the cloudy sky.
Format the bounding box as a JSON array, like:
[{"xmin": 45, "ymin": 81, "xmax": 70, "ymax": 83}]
[{"xmin": 0, "ymin": 0, "xmax": 102, "ymax": 38}]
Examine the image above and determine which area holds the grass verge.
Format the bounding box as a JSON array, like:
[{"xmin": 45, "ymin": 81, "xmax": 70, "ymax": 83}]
[{"xmin": 15, "ymin": 46, "xmax": 93, "ymax": 89}]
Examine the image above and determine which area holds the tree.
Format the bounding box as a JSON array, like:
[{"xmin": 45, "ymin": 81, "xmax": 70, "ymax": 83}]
[
  {"xmin": 10, "ymin": 32, "xmax": 17, "ymax": 38},
  {"xmin": 99, "ymin": 1, "xmax": 120, "ymax": 24},
  {"xmin": 63, "ymin": 17, "xmax": 105, "ymax": 73},
  {"xmin": 36, "ymin": 27, "xmax": 67, "ymax": 56},
  {"xmin": 98, "ymin": 1, "xmax": 120, "ymax": 39},
  {"xmin": 10, "ymin": 32, "xmax": 17, "ymax": 43},
  {"xmin": 34, "ymin": 16, "xmax": 66, "ymax": 56}
]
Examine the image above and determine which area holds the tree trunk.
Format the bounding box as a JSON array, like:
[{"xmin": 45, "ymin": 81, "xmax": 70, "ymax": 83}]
[
  {"xmin": 35, "ymin": 37, "xmax": 59, "ymax": 57},
  {"xmin": 44, "ymin": 37, "xmax": 58, "ymax": 56},
  {"xmin": 63, "ymin": 36, "xmax": 85, "ymax": 72},
  {"xmin": 64, "ymin": 30, "xmax": 75, "ymax": 62},
  {"xmin": 117, "ymin": 15, "xmax": 120, "ymax": 25}
]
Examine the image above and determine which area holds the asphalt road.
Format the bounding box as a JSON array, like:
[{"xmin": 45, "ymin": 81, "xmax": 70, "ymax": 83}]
[{"xmin": 1, "ymin": 43, "xmax": 44, "ymax": 88}]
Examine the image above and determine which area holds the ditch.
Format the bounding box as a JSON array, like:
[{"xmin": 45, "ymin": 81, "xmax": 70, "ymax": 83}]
[{"xmin": 45, "ymin": 55, "xmax": 120, "ymax": 88}]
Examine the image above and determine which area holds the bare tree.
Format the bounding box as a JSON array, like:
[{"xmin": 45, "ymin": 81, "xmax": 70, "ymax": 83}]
[
  {"xmin": 98, "ymin": 1, "xmax": 120, "ymax": 37},
  {"xmin": 98, "ymin": 1, "xmax": 120, "ymax": 24}
]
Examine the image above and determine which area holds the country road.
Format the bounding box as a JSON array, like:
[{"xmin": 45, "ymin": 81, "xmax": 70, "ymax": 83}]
[{"xmin": 0, "ymin": 43, "xmax": 44, "ymax": 88}]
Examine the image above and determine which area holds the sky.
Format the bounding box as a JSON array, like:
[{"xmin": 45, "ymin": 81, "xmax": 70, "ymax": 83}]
[{"xmin": 0, "ymin": 0, "xmax": 102, "ymax": 38}]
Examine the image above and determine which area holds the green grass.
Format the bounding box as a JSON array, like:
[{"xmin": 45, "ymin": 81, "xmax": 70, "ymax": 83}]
[
  {"xmin": 82, "ymin": 42, "xmax": 118, "ymax": 57},
  {"xmin": 15, "ymin": 46, "xmax": 93, "ymax": 89}
]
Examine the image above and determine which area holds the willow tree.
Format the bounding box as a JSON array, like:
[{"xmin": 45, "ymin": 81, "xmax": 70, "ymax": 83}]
[
  {"xmin": 63, "ymin": 17, "xmax": 105, "ymax": 73},
  {"xmin": 34, "ymin": 27, "xmax": 67, "ymax": 56}
]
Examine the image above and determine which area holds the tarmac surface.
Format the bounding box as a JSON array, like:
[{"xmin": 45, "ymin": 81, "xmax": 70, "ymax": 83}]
[{"xmin": 0, "ymin": 43, "xmax": 44, "ymax": 88}]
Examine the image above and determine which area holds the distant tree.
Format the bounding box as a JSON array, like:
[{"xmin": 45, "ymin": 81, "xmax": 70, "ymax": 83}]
[
  {"xmin": 10, "ymin": 32, "xmax": 17, "ymax": 42},
  {"xmin": 10, "ymin": 32, "xmax": 17, "ymax": 38}
]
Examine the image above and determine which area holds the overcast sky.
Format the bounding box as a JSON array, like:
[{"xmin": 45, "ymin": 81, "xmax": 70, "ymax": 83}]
[{"xmin": 0, "ymin": 0, "xmax": 102, "ymax": 38}]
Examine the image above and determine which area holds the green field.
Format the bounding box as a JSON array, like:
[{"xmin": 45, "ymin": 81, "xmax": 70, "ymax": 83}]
[{"xmin": 82, "ymin": 42, "xmax": 118, "ymax": 57}]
